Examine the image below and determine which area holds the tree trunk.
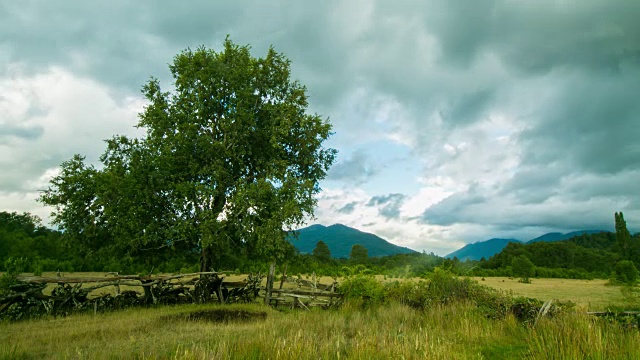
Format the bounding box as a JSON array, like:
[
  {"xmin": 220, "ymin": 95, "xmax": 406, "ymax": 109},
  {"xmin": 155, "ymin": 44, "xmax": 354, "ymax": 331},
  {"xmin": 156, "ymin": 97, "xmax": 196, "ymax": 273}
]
[{"xmin": 200, "ymin": 246, "xmax": 209, "ymax": 273}]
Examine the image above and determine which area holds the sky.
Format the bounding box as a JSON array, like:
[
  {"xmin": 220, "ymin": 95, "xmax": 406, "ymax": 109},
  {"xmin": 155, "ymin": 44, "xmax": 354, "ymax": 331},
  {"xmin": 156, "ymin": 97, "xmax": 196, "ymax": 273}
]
[{"xmin": 1, "ymin": 1, "xmax": 639, "ymax": 255}]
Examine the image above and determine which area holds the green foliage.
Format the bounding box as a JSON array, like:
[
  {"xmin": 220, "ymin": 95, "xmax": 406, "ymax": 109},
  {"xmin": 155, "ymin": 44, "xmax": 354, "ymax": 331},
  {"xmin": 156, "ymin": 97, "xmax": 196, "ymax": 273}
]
[
  {"xmin": 349, "ymin": 244, "xmax": 369, "ymax": 263},
  {"xmin": 479, "ymin": 213, "xmax": 640, "ymax": 281},
  {"xmin": 337, "ymin": 274, "xmax": 385, "ymax": 307},
  {"xmin": 620, "ymin": 285, "xmax": 640, "ymax": 309},
  {"xmin": 0, "ymin": 258, "xmax": 27, "ymax": 294},
  {"xmin": 382, "ymin": 268, "xmax": 570, "ymax": 322},
  {"xmin": 615, "ymin": 212, "xmax": 632, "ymax": 252},
  {"xmin": 0, "ymin": 208, "xmax": 446, "ymax": 277},
  {"xmin": 312, "ymin": 240, "xmax": 331, "ymax": 263},
  {"xmin": 614, "ymin": 260, "xmax": 638, "ymax": 285},
  {"xmin": 0, "ymin": 212, "xmax": 71, "ymax": 272},
  {"xmin": 38, "ymin": 38, "xmax": 336, "ymax": 269},
  {"xmin": 511, "ymin": 255, "xmax": 535, "ymax": 282},
  {"xmin": 384, "ymin": 280, "xmax": 432, "ymax": 309}
]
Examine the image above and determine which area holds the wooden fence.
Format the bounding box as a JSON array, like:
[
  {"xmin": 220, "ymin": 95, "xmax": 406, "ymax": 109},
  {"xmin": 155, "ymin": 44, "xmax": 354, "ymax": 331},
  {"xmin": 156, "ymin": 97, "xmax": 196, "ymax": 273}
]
[
  {"xmin": 262, "ymin": 263, "xmax": 343, "ymax": 310},
  {"xmin": 1, "ymin": 266, "xmax": 342, "ymax": 320}
]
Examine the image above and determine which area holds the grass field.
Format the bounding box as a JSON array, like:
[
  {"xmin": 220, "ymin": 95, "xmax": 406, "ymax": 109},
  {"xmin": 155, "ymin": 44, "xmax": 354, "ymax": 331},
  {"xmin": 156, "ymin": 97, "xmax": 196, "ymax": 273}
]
[
  {"xmin": 2, "ymin": 301, "xmax": 639, "ymax": 359},
  {"xmin": 473, "ymin": 277, "xmax": 632, "ymax": 310},
  {"xmin": 2, "ymin": 274, "xmax": 638, "ymax": 359}
]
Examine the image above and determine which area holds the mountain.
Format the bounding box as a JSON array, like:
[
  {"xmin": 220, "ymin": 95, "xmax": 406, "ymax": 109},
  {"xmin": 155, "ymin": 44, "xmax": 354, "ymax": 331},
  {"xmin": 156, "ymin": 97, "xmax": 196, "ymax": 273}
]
[
  {"xmin": 526, "ymin": 230, "xmax": 606, "ymax": 244},
  {"xmin": 446, "ymin": 230, "xmax": 609, "ymax": 261},
  {"xmin": 288, "ymin": 224, "xmax": 417, "ymax": 258},
  {"xmin": 445, "ymin": 238, "xmax": 521, "ymax": 261}
]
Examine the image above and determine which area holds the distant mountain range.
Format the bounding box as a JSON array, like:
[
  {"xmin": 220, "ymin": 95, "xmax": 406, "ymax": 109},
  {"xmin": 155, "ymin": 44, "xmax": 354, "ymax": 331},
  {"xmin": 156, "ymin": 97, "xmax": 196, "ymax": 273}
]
[
  {"xmin": 288, "ymin": 223, "xmax": 609, "ymax": 261},
  {"xmin": 525, "ymin": 230, "xmax": 605, "ymax": 244},
  {"xmin": 288, "ymin": 224, "xmax": 416, "ymax": 258},
  {"xmin": 446, "ymin": 230, "xmax": 607, "ymax": 260},
  {"xmin": 446, "ymin": 238, "xmax": 521, "ymax": 261}
]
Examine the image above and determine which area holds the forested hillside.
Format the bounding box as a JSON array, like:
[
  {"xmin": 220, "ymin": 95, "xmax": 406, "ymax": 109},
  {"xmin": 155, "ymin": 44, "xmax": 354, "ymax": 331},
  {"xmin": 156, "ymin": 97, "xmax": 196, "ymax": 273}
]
[{"xmin": 476, "ymin": 216, "xmax": 640, "ymax": 280}]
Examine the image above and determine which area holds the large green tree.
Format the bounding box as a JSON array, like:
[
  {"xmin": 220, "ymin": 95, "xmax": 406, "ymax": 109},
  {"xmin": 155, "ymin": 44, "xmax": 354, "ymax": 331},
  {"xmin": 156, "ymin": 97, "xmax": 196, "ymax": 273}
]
[{"xmin": 40, "ymin": 39, "xmax": 336, "ymax": 271}]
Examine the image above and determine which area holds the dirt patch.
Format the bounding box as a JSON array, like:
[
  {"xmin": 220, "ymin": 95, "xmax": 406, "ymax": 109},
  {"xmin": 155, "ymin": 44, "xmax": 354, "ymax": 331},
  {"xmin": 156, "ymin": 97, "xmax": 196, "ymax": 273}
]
[{"xmin": 163, "ymin": 309, "xmax": 267, "ymax": 323}]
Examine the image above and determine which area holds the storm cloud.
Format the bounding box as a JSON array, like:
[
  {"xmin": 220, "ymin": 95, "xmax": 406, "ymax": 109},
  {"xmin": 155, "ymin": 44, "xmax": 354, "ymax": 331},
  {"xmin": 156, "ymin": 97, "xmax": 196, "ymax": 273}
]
[{"xmin": 1, "ymin": 0, "xmax": 639, "ymax": 253}]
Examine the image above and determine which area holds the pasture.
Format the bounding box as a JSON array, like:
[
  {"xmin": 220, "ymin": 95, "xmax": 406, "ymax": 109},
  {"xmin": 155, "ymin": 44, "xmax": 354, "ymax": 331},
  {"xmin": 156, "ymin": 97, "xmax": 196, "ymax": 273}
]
[{"xmin": 474, "ymin": 277, "xmax": 632, "ymax": 310}]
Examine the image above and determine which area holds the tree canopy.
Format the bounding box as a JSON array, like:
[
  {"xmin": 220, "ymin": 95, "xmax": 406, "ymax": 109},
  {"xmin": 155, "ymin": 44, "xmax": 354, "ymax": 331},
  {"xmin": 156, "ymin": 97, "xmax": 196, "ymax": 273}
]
[
  {"xmin": 312, "ymin": 240, "xmax": 331, "ymax": 262},
  {"xmin": 615, "ymin": 212, "xmax": 632, "ymax": 252},
  {"xmin": 350, "ymin": 244, "xmax": 369, "ymax": 263},
  {"xmin": 40, "ymin": 38, "xmax": 336, "ymax": 270},
  {"xmin": 511, "ymin": 255, "xmax": 535, "ymax": 282}
]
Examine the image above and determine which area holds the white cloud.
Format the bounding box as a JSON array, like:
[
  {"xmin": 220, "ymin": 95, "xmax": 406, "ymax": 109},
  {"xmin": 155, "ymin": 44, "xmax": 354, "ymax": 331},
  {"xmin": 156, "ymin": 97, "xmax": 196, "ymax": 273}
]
[{"xmin": 0, "ymin": 65, "xmax": 145, "ymax": 223}]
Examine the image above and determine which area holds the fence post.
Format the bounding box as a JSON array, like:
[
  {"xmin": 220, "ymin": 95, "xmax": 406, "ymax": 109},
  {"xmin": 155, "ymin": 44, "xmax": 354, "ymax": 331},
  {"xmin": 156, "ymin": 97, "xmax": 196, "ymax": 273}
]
[{"xmin": 264, "ymin": 262, "xmax": 276, "ymax": 306}]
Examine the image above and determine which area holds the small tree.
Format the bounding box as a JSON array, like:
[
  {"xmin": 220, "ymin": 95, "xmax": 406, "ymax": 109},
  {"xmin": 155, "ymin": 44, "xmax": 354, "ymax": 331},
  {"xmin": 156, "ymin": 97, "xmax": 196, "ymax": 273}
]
[
  {"xmin": 512, "ymin": 255, "xmax": 535, "ymax": 283},
  {"xmin": 614, "ymin": 260, "xmax": 639, "ymax": 285},
  {"xmin": 312, "ymin": 240, "xmax": 331, "ymax": 262},
  {"xmin": 350, "ymin": 244, "xmax": 369, "ymax": 263},
  {"xmin": 615, "ymin": 212, "xmax": 632, "ymax": 253}
]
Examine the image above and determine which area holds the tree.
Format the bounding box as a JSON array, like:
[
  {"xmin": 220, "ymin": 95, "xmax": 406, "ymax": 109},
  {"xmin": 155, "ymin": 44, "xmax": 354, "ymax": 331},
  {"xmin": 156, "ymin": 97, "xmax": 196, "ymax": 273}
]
[
  {"xmin": 615, "ymin": 212, "xmax": 632, "ymax": 253},
  {"xmin": 350, "ymin": 244, "xmax": 369, "ymax": 263},
  {"xmin": 40, "ymin": 38, "xmax": 336, "ymax": 271},
  {"xmin": 511, "ymin": 255, "xmax": 535, "ymax": 283},
  {"xmin": 312, "ymin": 240, "xmax": 331, "ymax": 262},
  {"xmin": 614, "ymin": 260, "xmax": 638, "ymax": 285}
]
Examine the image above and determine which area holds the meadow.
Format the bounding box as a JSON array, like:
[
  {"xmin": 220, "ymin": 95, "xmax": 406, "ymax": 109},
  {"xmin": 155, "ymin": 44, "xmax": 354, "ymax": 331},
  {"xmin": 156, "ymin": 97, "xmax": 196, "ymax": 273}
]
[
  {"xmin": 1, "ymin": 275, "xmax": 639, "ymax": 359},
  {"xmin": 474, "ymin": 277, "xmax": 631, "ymax": 310}
]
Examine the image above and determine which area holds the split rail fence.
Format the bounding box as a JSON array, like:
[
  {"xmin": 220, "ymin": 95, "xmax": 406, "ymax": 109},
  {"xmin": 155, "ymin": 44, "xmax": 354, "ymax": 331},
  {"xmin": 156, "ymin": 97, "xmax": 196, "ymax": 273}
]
[
  {"xmin": 1, "ymin": 264, "xmax": 342, "ymax": 320},
  {"xmin": 263, "ymin": 263, "xmax": 343, "ymax": 310}
]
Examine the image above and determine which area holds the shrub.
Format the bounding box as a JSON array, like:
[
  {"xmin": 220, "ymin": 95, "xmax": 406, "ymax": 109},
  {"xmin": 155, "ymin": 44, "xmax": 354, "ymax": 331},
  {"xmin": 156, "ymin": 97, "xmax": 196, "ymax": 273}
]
[
  {"xmin": 337, "ymin": 275, "xmax": 385, "ymax": 307},
  {"xmin": 32, "ymin": 264, "xmax": 43, "ymax": 276},
  {"xmin": 385, "ymin": 268, "xmax": 571, "ymax": 323},
  {"xmin": 614, "ymin": 260, "xmax": 639, "ymax": 285},
  {"xmin": 1, "ymin": 258, "xmax": 28, "ymax": 294}
]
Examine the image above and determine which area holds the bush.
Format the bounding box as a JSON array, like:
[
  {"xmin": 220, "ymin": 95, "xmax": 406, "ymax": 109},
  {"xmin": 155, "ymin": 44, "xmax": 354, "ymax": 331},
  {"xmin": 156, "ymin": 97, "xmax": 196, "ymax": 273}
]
[
  {"xmin": 385, "ymin": 280, "xmax": 432, "ymax": 309},
  {"xmin": 32, "ymin": 264, "xmax": 43, "ymax": 276},
  {"xmin": 614, "ymin": 260, "xmax": 639, "ymax": 285},
  {"xmin": 384, "ymin": 268, "xmax": 571, "ymax": 322},
  {"xmin": 337, "ymin": 275, "xmax": 385, "ymax": 307},
  {"xmin": 1, "ymin": 257, "xmax": 28, "ymax": 294}
]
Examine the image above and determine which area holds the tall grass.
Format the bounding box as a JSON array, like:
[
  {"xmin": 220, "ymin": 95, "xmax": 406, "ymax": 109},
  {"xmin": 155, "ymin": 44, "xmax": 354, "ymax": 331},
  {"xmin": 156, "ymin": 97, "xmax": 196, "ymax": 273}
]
[
  {"xmin": 2, "ymin": 301, "xmax": 639, "ymax": 359},
  {"xmin": 528, "ymin": 313, "xmax": 640, "ymax": 360}
]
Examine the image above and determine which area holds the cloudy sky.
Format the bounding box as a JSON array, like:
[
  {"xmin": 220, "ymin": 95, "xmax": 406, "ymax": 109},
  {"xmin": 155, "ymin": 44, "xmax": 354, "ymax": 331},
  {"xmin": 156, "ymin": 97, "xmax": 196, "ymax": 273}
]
[{"xmin": 1, "ymin": 1, "xmax": 639, "ymax": 255}]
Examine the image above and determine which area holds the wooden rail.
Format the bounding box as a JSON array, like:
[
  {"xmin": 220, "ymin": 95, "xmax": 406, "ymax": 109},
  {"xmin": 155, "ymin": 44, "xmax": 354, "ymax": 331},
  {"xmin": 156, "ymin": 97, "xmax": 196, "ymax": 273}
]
[
  {"xmin": 16, "ymin": 271, "xmax": 228, "ymax": 284},
  {"xmin": 262, "ymin": 266, "xmax": 343, "ymax": 310}
]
